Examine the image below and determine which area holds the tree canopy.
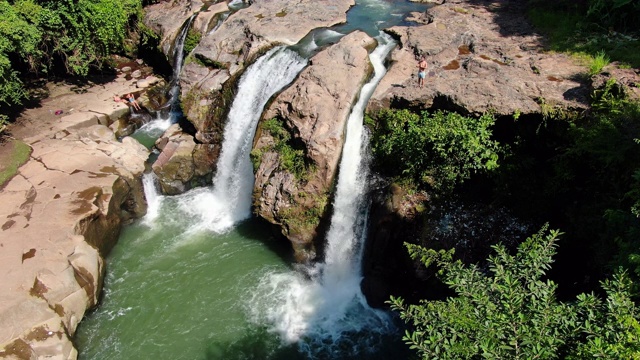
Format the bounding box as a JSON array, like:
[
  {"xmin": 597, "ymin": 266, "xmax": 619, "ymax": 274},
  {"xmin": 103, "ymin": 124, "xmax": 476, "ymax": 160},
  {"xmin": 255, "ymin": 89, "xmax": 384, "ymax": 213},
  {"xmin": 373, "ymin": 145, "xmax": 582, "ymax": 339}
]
[
  {"xmin": 0, "ymin": 0, "xmax": 142, "ymax": 108},
  {"xmin": 369, "ymin": 109, "xmax": 501, "ymax": 192},
  {"xmin": 389, "ymin": 227, "xmax": 640, "ymax": 359}
]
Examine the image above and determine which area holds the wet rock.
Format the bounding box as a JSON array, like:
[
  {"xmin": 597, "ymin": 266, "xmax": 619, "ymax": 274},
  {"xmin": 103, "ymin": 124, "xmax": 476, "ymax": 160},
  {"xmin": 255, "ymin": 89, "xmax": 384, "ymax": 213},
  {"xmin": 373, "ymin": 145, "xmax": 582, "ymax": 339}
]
[
  {"xmin": 253, "ymin": 31, "xmax": 375, "ymax": 261},
  {"xmin": 151, "ymin": 124, "xmax": 216, "ymax": 195}
]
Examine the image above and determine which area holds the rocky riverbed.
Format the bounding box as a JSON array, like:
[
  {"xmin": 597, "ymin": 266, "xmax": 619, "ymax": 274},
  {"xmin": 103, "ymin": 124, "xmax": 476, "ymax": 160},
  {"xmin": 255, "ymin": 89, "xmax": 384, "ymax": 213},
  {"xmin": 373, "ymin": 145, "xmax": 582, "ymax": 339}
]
[{"xmin": 0, "ymin": 67, "xmax": 159, "ymax": 359}]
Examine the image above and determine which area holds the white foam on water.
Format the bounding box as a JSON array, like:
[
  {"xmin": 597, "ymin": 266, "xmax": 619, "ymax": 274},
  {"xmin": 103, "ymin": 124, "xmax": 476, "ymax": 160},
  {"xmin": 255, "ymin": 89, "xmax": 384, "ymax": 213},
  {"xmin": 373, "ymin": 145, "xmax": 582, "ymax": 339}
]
[{"xmin": 141, "ymin": 172, "xmax": 163, "ymax": 225}]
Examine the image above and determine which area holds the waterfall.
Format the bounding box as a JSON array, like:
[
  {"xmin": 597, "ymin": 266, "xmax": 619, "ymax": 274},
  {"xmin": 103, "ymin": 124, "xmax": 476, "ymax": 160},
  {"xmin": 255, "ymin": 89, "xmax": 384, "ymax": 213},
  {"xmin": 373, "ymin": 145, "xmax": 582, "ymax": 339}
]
[
  {"xmin": 166, "ymin": 14, "xmax": 197, "ymax": 111},
  {"xmin": 135, "ymin": 15, "xmax": 196, "ymax": 142},
  {"xmin": 142, "ymin": 172, "xmax": 162, "ymax": 224},
  {"xmin": 181, "ymin": 47, "xmax": 307, "ymax": 233},
  {"xmin": 250, "ymin": 33, "xmax": 397, "ymax": 356}
]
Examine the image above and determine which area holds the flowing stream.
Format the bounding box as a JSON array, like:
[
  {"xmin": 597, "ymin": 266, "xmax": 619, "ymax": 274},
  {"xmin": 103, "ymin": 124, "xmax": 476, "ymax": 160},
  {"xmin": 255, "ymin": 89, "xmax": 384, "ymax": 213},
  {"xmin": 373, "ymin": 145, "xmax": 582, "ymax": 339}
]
[
  {"xmin": 76, "ymin": 1, "xmax": 426, "ymax": 359},
  {"xmin": 132, "ymin": 14, "xmax": 196, "ymax": 149}
]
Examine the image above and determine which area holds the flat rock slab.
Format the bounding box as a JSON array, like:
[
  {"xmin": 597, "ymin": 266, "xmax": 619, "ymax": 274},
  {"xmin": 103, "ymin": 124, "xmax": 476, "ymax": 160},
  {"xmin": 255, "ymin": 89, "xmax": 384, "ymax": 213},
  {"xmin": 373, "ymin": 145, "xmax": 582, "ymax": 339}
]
[
  {"xmin": 0, "ymin": 75, "xmax": 150, "ymax": 358},
  {"xmin": 370, "ymin": 0, "xmax": 590, "ymax": 116}
]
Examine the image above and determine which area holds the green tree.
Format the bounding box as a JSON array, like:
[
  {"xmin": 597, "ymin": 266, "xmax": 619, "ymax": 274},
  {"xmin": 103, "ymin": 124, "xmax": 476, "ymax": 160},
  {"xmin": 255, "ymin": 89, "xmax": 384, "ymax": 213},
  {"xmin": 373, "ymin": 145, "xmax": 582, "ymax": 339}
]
[
  {"xmin": 390, "ymin": 227, "xmax": 575, "ymax": 359},
  {"xmin": 390, "ymin": 227, "xmax": 640, "ymax": 359},
  {"xmin": 570, "ymin": 271, "xmax": 640, "ymax": 359},
  {"xmin": 0, "ymin": 0, "xmax": 142, "ymax": 108},
  {"xmin": 0, "ymin": 1, "xmax": 41, "ymax": 105},
  {"xmin": 370, "ymin": 109, "xmax": 500, "ymax": 192}
]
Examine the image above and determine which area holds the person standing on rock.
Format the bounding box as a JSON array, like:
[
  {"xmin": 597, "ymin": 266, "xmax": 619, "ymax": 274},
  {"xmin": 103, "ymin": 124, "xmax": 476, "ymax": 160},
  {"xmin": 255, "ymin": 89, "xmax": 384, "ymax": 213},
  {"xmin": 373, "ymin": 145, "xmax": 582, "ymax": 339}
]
[{"xmin": 417, "ymin": 56, "xmax": 428, "ymax": 88}]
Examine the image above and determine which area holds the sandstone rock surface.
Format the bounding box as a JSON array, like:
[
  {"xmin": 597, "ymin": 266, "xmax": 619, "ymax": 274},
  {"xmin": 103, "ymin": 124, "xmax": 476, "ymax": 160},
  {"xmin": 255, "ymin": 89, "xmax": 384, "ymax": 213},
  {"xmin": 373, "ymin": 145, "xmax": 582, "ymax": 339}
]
[
  {"xmin": 176, "ymin": 0, "xmax": 355, "ymax": 143},
  {"xmin": 143, "ymin": 0, "xmax": 204, "ymax": 61},
  {"xmin": 0, "ymin": 76, "xmax": 149, "ymax": 358},
  {"xmin": 369, "ymin": 1, "xmax": 590, "ymax": 116},
  {"xmin": 253, "ymin": 31, "xmax": 376, "ymax": 262},
  {"xmin": 152, "ymin": 124, "xmax": 218, "ymax": 195}
]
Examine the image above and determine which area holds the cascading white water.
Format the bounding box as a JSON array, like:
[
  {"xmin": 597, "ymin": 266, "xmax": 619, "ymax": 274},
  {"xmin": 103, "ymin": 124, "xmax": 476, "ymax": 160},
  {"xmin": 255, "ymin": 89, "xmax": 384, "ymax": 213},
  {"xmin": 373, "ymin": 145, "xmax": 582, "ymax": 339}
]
[
  {"xmin": 166, "ymin": 14, "xmax": 196, "ymax": 109},
  {"xmin": 134, "ymin": 15, "xmax": 195, "ymax": 143},
  {"xmin": 250, "ymin": 32, "xmax": 397, "ymax": 356},
  {"xmin": 141, "ymin": 172, "xmax": 162, "ymax": 224},
  {"xmin": 180, "ymin": 47, "xmax": 306, "ymax": 233}
]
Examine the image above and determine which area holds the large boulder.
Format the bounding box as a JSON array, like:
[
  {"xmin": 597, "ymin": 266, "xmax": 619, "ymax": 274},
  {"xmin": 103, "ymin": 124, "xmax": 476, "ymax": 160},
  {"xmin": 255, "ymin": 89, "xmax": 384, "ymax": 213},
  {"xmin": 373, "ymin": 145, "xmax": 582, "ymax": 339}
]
[
  {"xmin": 253, "ymin": 31, "xmax": 376, "ymax": 262},
  {"xmin": 152, "ymin": 124, "xmax": 218, "ymax": 195},
  {"xmin": 369, "ymin": 1, "xmax": 590, "ymax": 116}
]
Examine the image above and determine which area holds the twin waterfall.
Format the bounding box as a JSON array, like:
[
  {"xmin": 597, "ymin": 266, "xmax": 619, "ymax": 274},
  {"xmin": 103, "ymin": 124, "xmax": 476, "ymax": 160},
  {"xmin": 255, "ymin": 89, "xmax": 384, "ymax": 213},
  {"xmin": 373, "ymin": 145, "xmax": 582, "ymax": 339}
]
[
  {"xmin": 140, "ymin": 32, "xmax": 397, "ymax": 355},
  {"xmin": 250, "ymin": 34, "xmax": 397, "ymax": 356}
]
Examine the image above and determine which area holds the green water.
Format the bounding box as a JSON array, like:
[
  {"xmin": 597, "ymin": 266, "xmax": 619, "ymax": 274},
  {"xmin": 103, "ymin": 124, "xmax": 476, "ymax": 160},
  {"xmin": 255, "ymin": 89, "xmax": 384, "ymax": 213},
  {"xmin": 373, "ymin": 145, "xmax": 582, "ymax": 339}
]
[
  {"xmin": 74, "ymin": 209, "xmax": 296, "ymax": 359},
  {"xmin": 75, "ymin": 203, "xmax": 408, "ymax": 360}
]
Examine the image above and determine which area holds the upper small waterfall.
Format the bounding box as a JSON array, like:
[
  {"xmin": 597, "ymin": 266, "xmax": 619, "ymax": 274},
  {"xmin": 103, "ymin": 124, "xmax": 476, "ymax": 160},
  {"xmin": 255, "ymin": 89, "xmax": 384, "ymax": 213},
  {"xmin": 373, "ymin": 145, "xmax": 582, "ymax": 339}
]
[
  {"xmin": 166, "ymin": 14, "xmax": 196, "ymax": 111},
  {"xmin": 250, "ymin": 32, "xmax": 398, "ymax": 357},
  {"xmin": 182, "ymin": 47, "xmax": 307, "ymax": 233},
  {"xmin": 135, "ymin": 15, "xmax": 196, "ymax": 140}
]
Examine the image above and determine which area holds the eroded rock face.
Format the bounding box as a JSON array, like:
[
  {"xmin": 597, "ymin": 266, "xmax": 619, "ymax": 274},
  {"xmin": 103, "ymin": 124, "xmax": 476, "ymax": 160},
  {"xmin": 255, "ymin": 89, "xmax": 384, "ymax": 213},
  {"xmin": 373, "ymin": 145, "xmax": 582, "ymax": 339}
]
[
  {"xmin": 142, "ymin": 0, "xmax": 355, "ymax": 192},
  {"xmin": 152, "ymin": 124, "xmax": 218, "ymax": 195},
  {"xmin": 0, "ymin": 84, "xmax": 149, "ymax": 358},
  {"xmin": 253, "ymin": 31, "xmax": 376, "ymax": 262},
  {"xmin": 177, "ymin": 0, "xmax": 355, "ymax": 143},
  {"xmin": 143, "ymin": 0, "xmax": 204, "ymax": 61},
  {"xmin": 369, "ymin": 1, "xmax": 590, "ymax": 116}
]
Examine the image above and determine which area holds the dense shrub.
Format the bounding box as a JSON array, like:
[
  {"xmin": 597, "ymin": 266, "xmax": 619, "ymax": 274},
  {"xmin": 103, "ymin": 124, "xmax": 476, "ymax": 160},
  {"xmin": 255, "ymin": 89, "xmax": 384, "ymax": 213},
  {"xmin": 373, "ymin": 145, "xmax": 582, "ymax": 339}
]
[
  {"xmin": 0, "ymin": 0, "xmax": 142, "ymax": 108},
  {"xmin": 369, "ymin": 109, "xmax": 501, "ymax": 192},
  {"xmin": 390, "ymin": 227, "xmax": 640, "ymax": 359}
]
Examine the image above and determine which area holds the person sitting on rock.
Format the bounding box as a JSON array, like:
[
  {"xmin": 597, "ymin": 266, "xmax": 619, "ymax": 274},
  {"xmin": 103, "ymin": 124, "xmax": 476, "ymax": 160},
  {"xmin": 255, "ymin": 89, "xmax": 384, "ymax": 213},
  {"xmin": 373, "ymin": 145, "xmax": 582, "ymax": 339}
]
[{"xmin": 126, "ymin": 93, "xmax": 142, "ymax": 111}]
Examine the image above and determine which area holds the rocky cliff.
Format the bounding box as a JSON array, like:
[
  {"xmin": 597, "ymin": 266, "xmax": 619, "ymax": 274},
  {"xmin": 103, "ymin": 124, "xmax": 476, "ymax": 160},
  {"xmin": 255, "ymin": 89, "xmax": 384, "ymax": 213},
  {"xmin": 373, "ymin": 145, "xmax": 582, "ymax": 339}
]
[
  {"xmin": 142, "ymin": 0, "xmax": 356, "ymax": 196},
  {"xmin": 370, "ymin": 0, "xmax": 590, "ymax": 116},
  {"xmin": 253, "ymin": 31, "xmax": 377, "ymax": 262},
  {"xmin": 175, "ymin": 0, "xmax": 355, "ymax": 143},
  {"xmin": 0, "ymin": 75, "xmax": 150, "ymax": 359},
  {"xmin": 144, "ymin": 0, "xmax": 602, "ymax": 262}
]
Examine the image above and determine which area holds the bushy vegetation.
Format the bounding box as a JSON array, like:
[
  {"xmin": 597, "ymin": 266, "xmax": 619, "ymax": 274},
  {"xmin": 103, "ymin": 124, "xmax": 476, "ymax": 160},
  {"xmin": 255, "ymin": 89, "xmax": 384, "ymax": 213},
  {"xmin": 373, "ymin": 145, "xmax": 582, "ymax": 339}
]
[
  {"xmin": 527, "ymin": 0, "xmax": 640, "ymax": 67},
  {"xmin": 251, "ymin": 118, "xmax": 310, "ymax": 180},
  {"xmin": 182, "ymin": 28, "xmax": 201, "ymax": 56},
  {"xmin": 390, "ymin": 227, "xmax": 640, "ymax": 359},
  {"xmin": 369, "ymin": 109, "xmax": 501, "ymax": 192},
  {"xmin": 0, "ymin": 0, "xmax": 142, "ymax": 109}
]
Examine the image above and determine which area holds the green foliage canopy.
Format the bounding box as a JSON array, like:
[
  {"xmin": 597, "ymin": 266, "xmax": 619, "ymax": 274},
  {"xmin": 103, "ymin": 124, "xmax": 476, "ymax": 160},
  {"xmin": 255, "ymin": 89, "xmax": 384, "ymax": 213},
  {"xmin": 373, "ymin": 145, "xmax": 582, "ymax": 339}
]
[
  {"xmin": 369, "ymin": 109, "xmax": 501, "ymax": 192},
  {"xmin": 389, "ymin": 227, "xmax": 640, "ymax": 359},
  {"xmin": 0, "ymin": 0, "xmax": 142, "ymax": 107}
]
